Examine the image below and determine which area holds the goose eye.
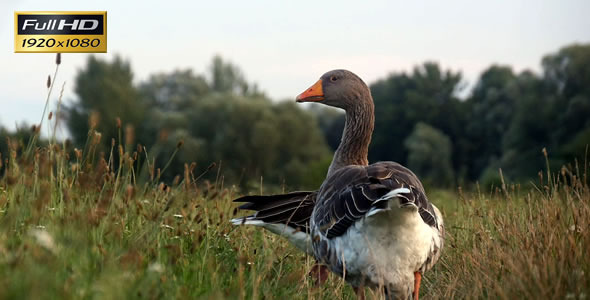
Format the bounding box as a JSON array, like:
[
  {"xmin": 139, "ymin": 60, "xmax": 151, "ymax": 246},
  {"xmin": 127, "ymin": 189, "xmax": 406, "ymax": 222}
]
[{"xmin": 330, "ymin": 76, "xmax": 338, "ymax": 82}]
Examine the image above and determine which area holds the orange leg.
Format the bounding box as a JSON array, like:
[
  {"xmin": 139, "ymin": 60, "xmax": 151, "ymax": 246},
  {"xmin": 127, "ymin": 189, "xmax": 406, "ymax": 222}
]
[{"xmin": 413, "ymin": 272, "xmax": 422, "ymax": 300}]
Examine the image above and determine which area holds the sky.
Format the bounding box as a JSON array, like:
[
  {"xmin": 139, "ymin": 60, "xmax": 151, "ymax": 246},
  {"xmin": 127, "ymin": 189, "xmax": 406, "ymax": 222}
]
[{"xmin": 1, "ymin": 0, "xmax": 589, "ymax": 134}]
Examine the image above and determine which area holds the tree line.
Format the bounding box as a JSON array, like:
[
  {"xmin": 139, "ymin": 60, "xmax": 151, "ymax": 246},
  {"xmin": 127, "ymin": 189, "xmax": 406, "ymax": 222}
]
[{"xmin": 1, "ymin": 44, "xmax": 589, "ymax": 190}]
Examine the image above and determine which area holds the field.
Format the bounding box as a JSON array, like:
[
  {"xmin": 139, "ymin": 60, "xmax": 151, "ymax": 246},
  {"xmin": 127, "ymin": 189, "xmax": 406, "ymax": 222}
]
[{"xmin": 0, "ymin": 129, "xmax": 588, "ymax": 300}]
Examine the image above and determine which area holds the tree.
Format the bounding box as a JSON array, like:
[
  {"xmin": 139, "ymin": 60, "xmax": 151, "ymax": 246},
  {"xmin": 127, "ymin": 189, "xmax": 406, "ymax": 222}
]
[
  {"xmin": 499, "ymin": 71, "xmax": 556, "ymax": 179},
  {"xmin": 543, "ymin": 44, "xmax": 590, "ymax": 99},
  {"xmin": 465, "ymin": 65, "xmax": 517, "ymax": 179},
  {"xmin": 0, "ymin": 124, "xmax": 38, "ymax": 176},
  {"xmin": 404, "ymin": 122, "xmax": 454, "ymax": 186},
  {"xmin": 133, "ymin": 57, "xmax": 331, "ymax": 189},
  {"xmin": 542, "ymin": 44, "xmax": 590, "ymax": 161},
  {"xmin": 368, "ymin": 62, "xmax": 463, "ymax": 174},
  {"xmin": 209, "ymin": 55, "xmax": 262, "ymax": 97},
  {"xmin": 185, "ymin": 95, "xmax": 331, "ymax": 189},
  {"xmin": 140, "ymin": 69, "xmax": 209, "ymax": 112},
  {"xmin": 65, "ymin": 56, "xmax": 144, "ymax": 150},
  {"xmin": 137, "ymin": 69, "xmax": 211, "ymax": 175}
]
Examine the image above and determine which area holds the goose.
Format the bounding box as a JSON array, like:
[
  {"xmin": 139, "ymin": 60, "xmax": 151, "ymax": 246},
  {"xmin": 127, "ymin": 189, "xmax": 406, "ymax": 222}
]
[{"xmin": 231, "ymin": 70, "xmax": 444, "ymax": 300}]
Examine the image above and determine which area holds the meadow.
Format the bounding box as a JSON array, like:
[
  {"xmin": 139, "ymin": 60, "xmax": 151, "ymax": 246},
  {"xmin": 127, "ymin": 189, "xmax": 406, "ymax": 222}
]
[
  {"xmin": 1, "ymin": 118, "xmax": 589, "ymax": 300},
  {"xmin": 0, "ymin": 56, "xmax": 589, "ymax": 299}
]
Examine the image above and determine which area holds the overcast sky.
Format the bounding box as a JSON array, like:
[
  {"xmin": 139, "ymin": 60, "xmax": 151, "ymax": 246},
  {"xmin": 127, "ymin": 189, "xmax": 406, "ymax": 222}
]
[{"xmin": 1, "ymin": 0, "xmax": 589, "ymax": 133}]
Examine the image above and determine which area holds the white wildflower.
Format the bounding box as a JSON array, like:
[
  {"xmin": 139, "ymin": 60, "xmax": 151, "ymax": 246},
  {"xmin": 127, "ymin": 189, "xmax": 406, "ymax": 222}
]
[
  {"xmin": 148, "ymin": 262, "xmax": 164, "ymax": 273},
  {"xmin": 30, "ymin": 229, "xmax": 57, "ymax": 254}
]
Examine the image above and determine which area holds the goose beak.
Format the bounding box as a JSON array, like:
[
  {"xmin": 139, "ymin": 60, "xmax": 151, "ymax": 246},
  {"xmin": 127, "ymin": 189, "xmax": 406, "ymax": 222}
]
[{"xmin": 296, "ymin": 79, "xmax": 324, "ymax": 103}]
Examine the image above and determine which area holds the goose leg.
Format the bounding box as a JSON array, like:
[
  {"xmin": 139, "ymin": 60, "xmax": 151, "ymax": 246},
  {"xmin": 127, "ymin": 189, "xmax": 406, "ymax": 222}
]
[
  {"xmin": 413, "ymin": 272, "xmax": 422, "ymax": 300},
  {"xmin": 353, "ymin": 286, "xmax": 365, "ymax": 300},
  {"xmin": 309, "ymin": 263, "xmax": 329, "ymax": 286}
]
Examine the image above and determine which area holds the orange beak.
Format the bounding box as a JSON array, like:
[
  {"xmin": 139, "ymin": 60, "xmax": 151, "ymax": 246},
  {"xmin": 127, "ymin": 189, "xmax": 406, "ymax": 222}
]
[{"xmin": 296, "ymin": 79, "xmax": 324, "ymax": 102}]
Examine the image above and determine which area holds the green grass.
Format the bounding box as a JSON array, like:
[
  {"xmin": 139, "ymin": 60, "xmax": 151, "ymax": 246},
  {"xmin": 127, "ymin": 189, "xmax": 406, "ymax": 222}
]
[
  {"xmin": 0, "ymin": 134, "xmax": 354, "ymax": 299},
  {"xmin": 1, "ymin": 132, "xmax": 589, "ymax": 300}
]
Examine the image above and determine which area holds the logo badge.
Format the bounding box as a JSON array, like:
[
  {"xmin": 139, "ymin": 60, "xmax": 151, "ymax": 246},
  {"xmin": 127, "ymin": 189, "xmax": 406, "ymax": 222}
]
[{"xmin": 15, "ymin": 11, "xmax": 107, "ymax": 53}]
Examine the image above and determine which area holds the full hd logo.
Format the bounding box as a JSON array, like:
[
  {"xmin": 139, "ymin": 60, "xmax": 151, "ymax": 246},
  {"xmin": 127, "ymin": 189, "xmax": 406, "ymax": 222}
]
[{"xmin": 15, "ymin": 11, "xmax": 107, "ymax": 53}]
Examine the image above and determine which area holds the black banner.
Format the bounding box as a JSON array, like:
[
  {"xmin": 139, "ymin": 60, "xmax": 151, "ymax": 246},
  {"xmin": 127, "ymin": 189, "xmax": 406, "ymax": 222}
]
[{"xmin": 17, "ymin": 14, "xmax": 104, "ymax": 35}]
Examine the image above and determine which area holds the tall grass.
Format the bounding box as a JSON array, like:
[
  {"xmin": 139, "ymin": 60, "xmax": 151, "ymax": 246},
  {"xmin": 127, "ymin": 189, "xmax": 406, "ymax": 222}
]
[
  {"xmin": 425, "ymin": 156, "xmax": 590, "ymax": 299},
  {"xmin": 0, "ymin": 55, "xmax": 588, "ymax": 299}
]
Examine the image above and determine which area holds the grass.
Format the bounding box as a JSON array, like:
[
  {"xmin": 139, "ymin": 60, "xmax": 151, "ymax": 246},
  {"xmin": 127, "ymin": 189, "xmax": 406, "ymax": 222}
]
[
  {"xmin": 0, "ymin": 56, "xmax": 588, "ymax": 299},
  {"xmin": 426, "ymin": 168, "xmax": 590, "ymax": 299}
]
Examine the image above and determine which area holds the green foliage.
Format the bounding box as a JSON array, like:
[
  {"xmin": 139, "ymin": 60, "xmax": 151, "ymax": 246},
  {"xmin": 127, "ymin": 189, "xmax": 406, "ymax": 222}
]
[
  {"xmin": 543, "ymin": 45, "xmax": 590, "ymax": 160},
  {"xmin": 465, "ymin": 65, "xmax": 517, "ymax": 179},
  {"xmin": 404, "ymin": 123, "xmax": 454, "ymax": 186},
  {"xmin": 209, "ymin": 55, "xmax": 262, "ymax": 97},
  {"xmin": 140, "ymin": 69, "xmax": 209, "ymax": 112},
  {"xmin": 182, "ymin": 94, "xmax": 330, "ymax": 189},
  {"xmin": 0, "ymin": 125, "xmax": 38, "ymax": 176},
  {"xmin": 64, "ymin": 55, "xmax": 331, "ymax": 190},
  {"xmin": 562, "ymin": 128, "xmax": 590, "ymax": 158},
  {"xmin": 498, "ymin": 71, "xmax": 557, "ymax": 179},
  {"xmin": 369, "ymin": 62, "xmax": 463, "ymax": 170},
  {"xmin": 543, "ymin": 44, "xmax": 590, "ymax": 99},
  {"xmin": 498, "ymin": 44, "xmax": 590, "ymax": 180},
  {"xmin": 65, "ymin": 55, "xmax": 145, "ymax": 150},
  {"xmin": 477, "ymin": 165, "xmax": 504, "ymax": 190}
]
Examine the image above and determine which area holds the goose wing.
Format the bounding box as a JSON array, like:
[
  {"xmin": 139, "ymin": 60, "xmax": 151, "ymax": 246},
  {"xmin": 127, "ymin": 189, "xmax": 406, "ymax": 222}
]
[{"xmin": 313, "ymin": 161, "xmax": 440, "ymax": 239}]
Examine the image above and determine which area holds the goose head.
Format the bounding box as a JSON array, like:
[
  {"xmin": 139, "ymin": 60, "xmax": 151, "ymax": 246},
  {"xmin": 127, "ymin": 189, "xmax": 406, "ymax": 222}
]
[{"xmin": 296, "ymin": 69, "xmax": 371, "ymax": 110}]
